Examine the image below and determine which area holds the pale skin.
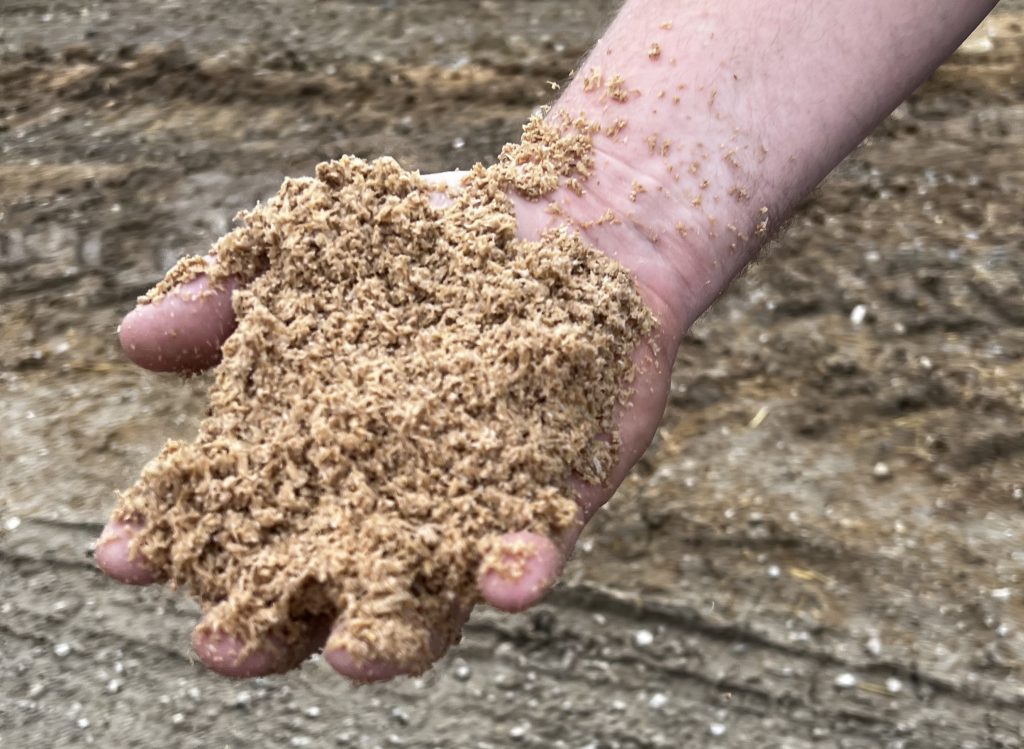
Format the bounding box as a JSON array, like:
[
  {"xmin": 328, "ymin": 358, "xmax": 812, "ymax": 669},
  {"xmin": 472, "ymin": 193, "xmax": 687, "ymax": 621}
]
[{"xmin": 96, "ymin": 0, "xmax": 999, "ymax": 681}]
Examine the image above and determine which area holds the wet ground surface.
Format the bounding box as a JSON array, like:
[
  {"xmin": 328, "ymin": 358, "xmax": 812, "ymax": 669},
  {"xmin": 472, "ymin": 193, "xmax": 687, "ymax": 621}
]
[{"xmin": 2, "ymin": 2, "xmax": 1023, "ymax": 747}]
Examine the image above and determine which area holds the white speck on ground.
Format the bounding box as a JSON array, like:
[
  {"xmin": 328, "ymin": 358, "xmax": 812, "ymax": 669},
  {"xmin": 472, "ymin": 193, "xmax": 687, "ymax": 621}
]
[
  {"xmin": 634, "ymin": 629, "xmax": 654, "ymax": 647},
  {"xmin": 834, "ymin": 672, "xmax": 858, "ymax": 688}
]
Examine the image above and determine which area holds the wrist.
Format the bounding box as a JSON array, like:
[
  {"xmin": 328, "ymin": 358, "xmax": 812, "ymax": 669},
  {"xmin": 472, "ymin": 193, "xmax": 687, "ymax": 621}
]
[
  {"xmin": 522, "ymin": 115, "xmax": 770, "ymax": 334},
  {"xmin": 584, "ymin": 134, "xmax": 769, "ymax": 324},
  {"xmin": 531, "ymin": 51, "xmax": 781, "ymax": 331}
]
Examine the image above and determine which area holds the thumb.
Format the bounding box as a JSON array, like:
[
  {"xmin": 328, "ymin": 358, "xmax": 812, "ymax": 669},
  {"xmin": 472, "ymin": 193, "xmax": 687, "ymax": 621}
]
[{"xmin": 119, "ymin": 257, "xmax": 237, "ymax": 373}]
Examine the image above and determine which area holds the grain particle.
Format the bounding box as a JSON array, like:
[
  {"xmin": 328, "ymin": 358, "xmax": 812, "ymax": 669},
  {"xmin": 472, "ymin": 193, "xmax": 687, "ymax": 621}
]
[
  {"xmin": 604, "ymin": 118, "xmax": 628, "ymax": 138},
  {"xmin": 606, "ymin": 74, "xmax": 630, "ymax": 103}
]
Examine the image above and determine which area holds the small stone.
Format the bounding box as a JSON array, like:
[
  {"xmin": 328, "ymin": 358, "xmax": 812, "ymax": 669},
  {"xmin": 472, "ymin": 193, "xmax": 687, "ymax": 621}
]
[
  {"xmin": 290, "ymin": 737, "xmax": 312, "ymax": 747},
  {"xmin": 452, "ymin": 137, "xmax": 466, "ymax": 150},
  {"xmin": 865, "ymin": 635, "xmax": 882, "ymax": 656},
  {"xmin": 648, "ymin": 693, "xmax": 668, "ymax": 709},
  {"xmin": 849, "ymin": 304, "xmax": 868, "ymax": 326},
  {"xmin": 106, "ymin": 679, "xmax": 122, "ymax": 694},
  {"xmin": 28, "ymin": 683, "xmax": 45, "ymax": 698},
  {"xmin": 709, "ymin": 723, "xmax": 727, "ymax": 737},
  {"xmin": 452, "ymin": 659, "xmax": 472, "ymax": 681},
  {"xmin": 304, "ymin": 706, "xmax": 321, "ymax": 718},
  {"xmin": 872, "ymin": 462, "xmax": 891, "ymax": 480},
  {"xmin": 991, "ymin": 588, "xmax": 1011, "ymax": 601},
  {"xmin": 54, "ymin": 643, "xmax": 71, "ymax": 658},
  {"xmin": 77, "ymin": 718, "xmax": 90, "ymax": 729},
  {"xmin": 885, "ymin": 677, "xmax": 903, "ymax": 694},
  {"xmin": 4, "ymin": 516, "xmax": 21, "ymax": 531},
  {"xmin": 834, "ymin": 672, "xmax": 857, "ymax": 688},
  {"xmin": 634, "ymin": 629, "xmax": 654, "ymax": 647},
  {"xmin": 767, "ymin": 564, "xmax": 781, "ymax": 579},
  {"xmin": 171, "ymin": 713, "xmax": 185, "ymax": 726},
  {"xmin": 509, "ymin": 722, "xmax": 530, "ymax": 740}
]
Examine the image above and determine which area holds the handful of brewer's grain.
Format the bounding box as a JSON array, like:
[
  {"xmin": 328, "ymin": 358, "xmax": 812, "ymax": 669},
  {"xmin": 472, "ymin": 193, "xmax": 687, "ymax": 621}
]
[{"xmin": 114, "ymin": 117, "xmax": 653, "ymax": 671}]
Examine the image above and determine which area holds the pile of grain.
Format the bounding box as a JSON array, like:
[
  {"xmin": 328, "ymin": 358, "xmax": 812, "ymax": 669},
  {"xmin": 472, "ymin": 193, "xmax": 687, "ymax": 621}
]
[{"xmin": 114, "ymin": 116, "xmax": 653, "ymax": 671}]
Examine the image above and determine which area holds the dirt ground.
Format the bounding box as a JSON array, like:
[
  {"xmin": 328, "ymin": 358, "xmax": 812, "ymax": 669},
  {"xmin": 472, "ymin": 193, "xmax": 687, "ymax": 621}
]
[{"xmin": 2, "ymin": 1, "xmax": 1023, "ymax": 747}]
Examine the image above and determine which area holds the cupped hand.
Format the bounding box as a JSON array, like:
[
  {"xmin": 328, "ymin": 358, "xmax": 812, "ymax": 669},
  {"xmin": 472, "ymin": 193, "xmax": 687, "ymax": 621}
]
[{"xmin": 96, "ymin": 169, "xmax": 689, "ymax": 682}]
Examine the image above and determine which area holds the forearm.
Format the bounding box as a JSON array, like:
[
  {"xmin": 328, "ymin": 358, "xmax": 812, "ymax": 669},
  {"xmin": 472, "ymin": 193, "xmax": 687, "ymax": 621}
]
[{"xmin": 546, "ymin": 0, "xmax": 997, "ymax": 327}]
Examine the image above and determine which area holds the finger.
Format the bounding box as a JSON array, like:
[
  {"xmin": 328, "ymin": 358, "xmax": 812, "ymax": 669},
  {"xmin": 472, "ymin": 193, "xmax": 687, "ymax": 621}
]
[
  {"xmin": 574, "ymin": 477, "xmax": 612, "ymax": 522},
  {"xmin": 324, "ymin": 649, "xmax": 412, "ymax": 683},
  {"xmin": 192, "ymin": 616, "xmax": 330, "ymax": 679},
  {"xmin": 325, "ymin": 605, "xmax": 469, "ymax": 683},
  {"xmin": 95, "ymin": 519, "xmax": 159, "ymax": 585},
  {"xmin": 478, "ymin": 530, "xmax": 569, "ymax": 613},
  {"xmin": 424, "ymin": 170, "xmax": 466, "ymax": 193},
  {"xmin": 425, "ymin": 170, "xmax": 467, "ymax": 210},
  {"xmin": 119, "ymin": 265, "xmax": 237, "ymax": 373}
]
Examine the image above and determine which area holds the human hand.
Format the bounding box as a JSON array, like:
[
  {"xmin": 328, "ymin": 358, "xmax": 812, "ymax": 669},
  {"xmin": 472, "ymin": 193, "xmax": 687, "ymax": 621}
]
[{"xmin": 96, "ymin": 168, "xmax": 691, "ymax": 682}]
